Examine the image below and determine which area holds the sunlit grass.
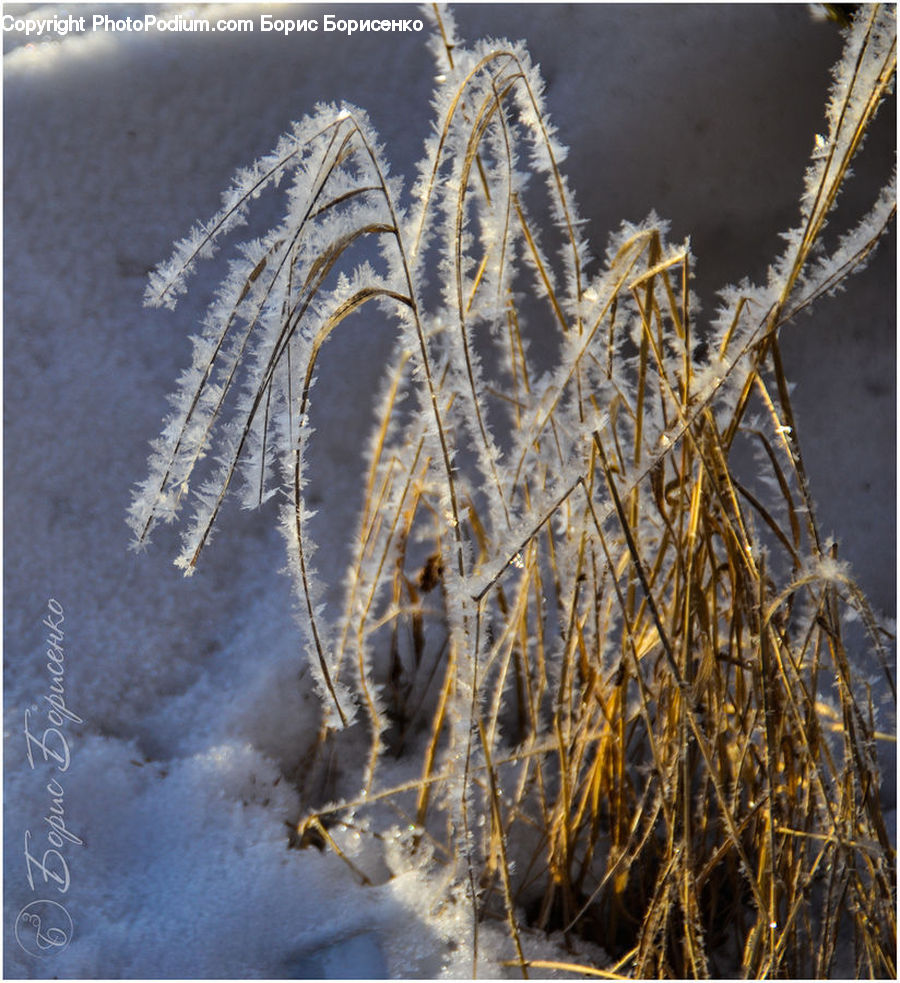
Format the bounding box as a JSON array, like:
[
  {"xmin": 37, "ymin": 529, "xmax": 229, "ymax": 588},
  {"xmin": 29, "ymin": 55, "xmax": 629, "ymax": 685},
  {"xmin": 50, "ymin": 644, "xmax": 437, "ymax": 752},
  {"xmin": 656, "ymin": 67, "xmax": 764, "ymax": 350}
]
[{"xmin": 132, "ymin": 5, "xmax": 896, "ymax": 977}]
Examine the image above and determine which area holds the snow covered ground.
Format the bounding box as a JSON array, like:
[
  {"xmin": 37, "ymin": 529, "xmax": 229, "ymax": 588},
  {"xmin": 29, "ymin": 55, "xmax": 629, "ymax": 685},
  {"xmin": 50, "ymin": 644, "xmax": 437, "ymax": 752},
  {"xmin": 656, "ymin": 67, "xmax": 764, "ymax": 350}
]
[{"xmin": 3, "ymin": 3, "xmax": 895, "ymax": 978}]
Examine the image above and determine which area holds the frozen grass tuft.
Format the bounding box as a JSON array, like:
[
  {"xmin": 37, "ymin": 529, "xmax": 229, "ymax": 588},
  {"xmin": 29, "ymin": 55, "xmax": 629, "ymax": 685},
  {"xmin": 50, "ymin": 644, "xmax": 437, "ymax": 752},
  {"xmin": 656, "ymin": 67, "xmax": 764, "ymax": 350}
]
[{"xmin": 131, "ymin": 4, "xmax": 896, "ymax": 977}]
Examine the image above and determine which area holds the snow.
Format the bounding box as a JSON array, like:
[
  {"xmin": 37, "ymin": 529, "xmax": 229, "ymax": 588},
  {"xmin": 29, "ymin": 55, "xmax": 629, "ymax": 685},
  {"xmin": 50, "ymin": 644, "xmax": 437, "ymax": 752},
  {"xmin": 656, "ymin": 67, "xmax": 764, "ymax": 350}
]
[{"xmin": 3, "ymin": 3, "xmax": 894, "ymax": 979}]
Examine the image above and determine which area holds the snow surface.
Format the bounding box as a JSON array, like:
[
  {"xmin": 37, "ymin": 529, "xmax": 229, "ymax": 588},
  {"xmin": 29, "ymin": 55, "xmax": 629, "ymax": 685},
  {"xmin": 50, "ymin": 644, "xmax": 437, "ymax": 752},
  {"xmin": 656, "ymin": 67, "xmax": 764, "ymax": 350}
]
[{"xmin": 3, "ymin": 2, "xmax": 895, "ymax": 979}]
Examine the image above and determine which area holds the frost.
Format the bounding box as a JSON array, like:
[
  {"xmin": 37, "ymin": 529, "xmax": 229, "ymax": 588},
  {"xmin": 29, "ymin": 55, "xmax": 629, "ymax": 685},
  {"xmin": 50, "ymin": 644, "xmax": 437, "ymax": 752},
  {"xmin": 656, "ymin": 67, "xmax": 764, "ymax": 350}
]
[
  {"xmin": 128, "ymin": 5, "xmax": 896, "ymax": 977},
  {"xmin": 812, "ymin": 553, "xmax": 852, "ymax": 585}
]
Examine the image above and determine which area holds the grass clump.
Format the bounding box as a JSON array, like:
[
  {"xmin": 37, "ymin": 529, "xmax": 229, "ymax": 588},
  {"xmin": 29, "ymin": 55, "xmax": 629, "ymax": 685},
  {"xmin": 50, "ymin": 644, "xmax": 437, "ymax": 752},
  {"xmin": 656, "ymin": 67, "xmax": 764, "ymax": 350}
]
[{"xmin": 130, "ymin": 5, "xmax": 896, "ymax": 977}]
